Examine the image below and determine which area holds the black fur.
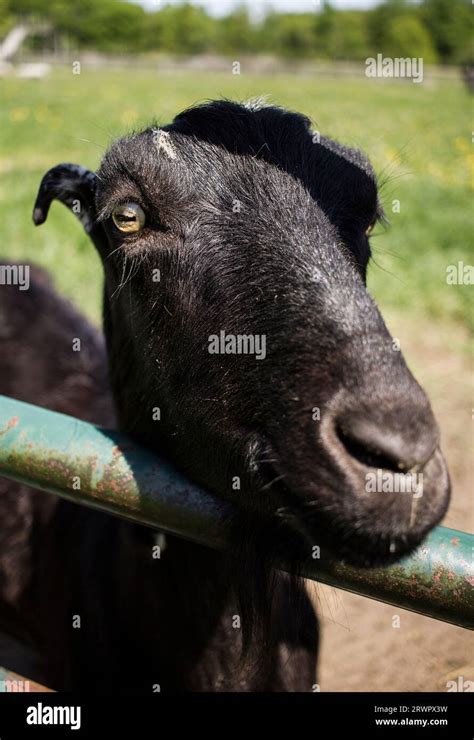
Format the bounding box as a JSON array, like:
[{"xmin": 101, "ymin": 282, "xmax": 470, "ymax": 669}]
[{"xmin": 0, "ymin": 100, "xmax": 450, "ymax": 692}]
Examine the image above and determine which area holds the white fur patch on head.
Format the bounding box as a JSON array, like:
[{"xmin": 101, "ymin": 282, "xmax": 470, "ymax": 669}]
[
  {"xmin": 242, "ymin": 95, "xmax": 271, "ymax": 111},
  {"xmin": 151, "ymin": 128, "xmax": 177, "ymax": 160}
]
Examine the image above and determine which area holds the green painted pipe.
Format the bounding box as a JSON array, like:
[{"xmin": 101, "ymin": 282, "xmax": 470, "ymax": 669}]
[{"xmin": 0, "ymin": 394, "xmax": 472, "ymax": 630}]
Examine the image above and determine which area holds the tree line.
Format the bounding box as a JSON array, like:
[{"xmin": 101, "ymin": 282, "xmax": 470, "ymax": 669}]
[{"xmin": 1, "ymin": 0, "xmax": 472, "ymax": 65}]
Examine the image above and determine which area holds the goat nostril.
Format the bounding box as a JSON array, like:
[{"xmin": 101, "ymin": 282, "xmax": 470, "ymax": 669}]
[{"xmin": 337, "ymin": 424, "xmax": 403, "ymax": 472}]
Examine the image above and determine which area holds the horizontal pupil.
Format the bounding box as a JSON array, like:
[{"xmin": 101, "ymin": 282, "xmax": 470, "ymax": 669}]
[{"xmin": 117, "ymin": 214, "xmax": 136, "ymax": 222}]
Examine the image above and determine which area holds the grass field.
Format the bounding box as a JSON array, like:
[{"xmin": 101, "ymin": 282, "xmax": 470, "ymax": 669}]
[{"xmin": 0, "ymin": 67, "xmax": 472, "ymax": 333}]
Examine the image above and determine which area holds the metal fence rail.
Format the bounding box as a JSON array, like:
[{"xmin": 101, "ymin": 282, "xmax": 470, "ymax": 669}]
[{"xmin": 0, "ymin": 394, "xmax": 472, "ymax": 630}]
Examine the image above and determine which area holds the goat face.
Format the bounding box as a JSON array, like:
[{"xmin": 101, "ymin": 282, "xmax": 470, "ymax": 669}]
[{"xmin": 34, "ymin": 101, "xmax": 450, "ymax": 566}]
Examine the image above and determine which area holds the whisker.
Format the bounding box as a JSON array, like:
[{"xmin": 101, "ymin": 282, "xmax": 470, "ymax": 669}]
[{"xmin": 260, "ymin": 474, "xmax": 285, "ymax": 492}]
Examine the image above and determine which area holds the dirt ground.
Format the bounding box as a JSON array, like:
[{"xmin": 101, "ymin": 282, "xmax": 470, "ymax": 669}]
[{"xmin": 311, "ymin": 314, "xmax": 473, "ymax": 692}]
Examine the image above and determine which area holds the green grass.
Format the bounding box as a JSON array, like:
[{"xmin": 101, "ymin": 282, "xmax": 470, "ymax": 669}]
[{"xmin": 0, "ymin": 67, "xmax": 472, "ymax": 330}]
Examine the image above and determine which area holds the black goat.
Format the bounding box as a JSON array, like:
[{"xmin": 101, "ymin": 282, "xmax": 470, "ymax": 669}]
[
  {"xmin": 0, "ymin": 264, "xmax": 115, "ymax": 687},
  {"xmin": 0, "ymin": 100, "xmax": 450, "ymax": 692}
]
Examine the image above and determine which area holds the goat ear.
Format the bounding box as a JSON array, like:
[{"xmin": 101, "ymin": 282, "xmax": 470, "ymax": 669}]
[{"xmin": 33, "ymin": 163, "xmax": 107, "ymax": 252}]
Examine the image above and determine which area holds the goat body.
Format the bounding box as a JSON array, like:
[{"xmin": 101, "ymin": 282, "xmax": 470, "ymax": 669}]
[{"xmin": 0, "ymin": 265, "xmax": 318, "ymax": 692}]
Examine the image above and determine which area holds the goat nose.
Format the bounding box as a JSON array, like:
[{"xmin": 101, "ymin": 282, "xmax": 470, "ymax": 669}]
[{"xmin": 336, "ymin": 410, "xmax": 439, "ymax": 473}]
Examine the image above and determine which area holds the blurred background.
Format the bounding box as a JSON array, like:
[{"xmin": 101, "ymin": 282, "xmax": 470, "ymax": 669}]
[{"xmin": 0, "ymin": 0, "xmax": 472, "ymax": 691}]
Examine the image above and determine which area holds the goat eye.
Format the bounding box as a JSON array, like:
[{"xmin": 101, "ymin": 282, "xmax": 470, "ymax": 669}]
[{"xmin": 112, "ymin": 203, "xmax": 146, "ymax": 233}]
